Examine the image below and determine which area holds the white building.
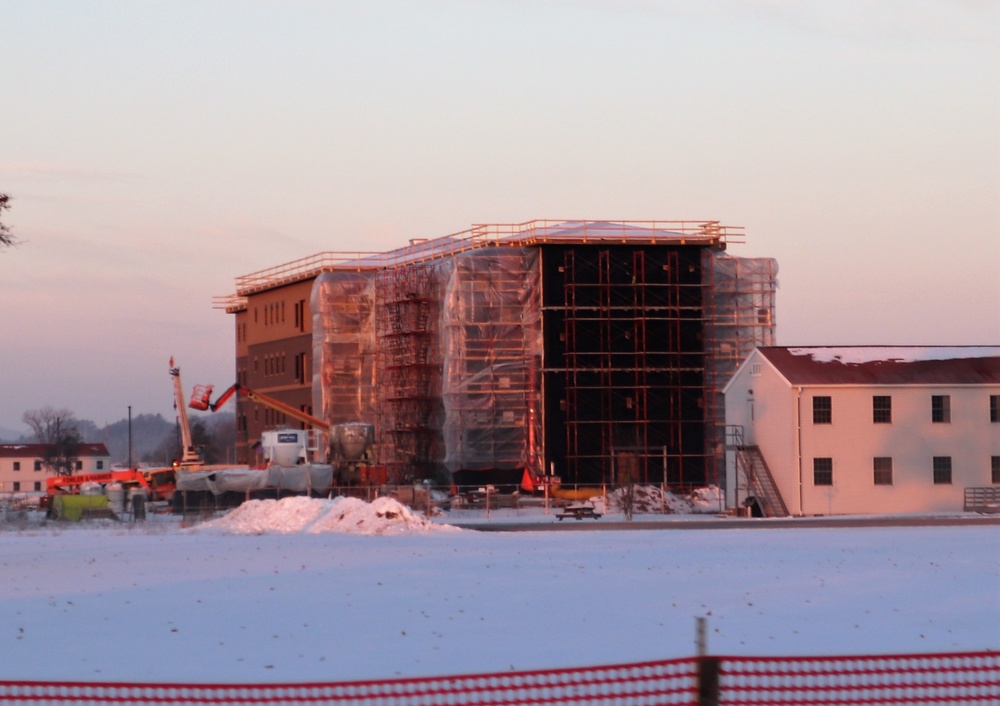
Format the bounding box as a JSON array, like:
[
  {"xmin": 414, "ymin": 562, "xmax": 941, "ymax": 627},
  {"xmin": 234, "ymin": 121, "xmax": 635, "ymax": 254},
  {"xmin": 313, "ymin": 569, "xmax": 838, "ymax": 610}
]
[
  {"xmin": 0, "ymin": 443, "xmax": 112, "ymax": 494},
  {"xmin": 724, "ymin": 347, "xmax": 1000, "ymax": 516}
]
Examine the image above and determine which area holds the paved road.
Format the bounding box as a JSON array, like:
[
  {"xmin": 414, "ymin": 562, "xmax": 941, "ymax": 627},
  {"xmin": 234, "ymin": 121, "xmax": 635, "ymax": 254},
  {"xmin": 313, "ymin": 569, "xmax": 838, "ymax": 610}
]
[{"xmin": 454, "ymin": 514, "xmax": 1000, "ymax": 532}]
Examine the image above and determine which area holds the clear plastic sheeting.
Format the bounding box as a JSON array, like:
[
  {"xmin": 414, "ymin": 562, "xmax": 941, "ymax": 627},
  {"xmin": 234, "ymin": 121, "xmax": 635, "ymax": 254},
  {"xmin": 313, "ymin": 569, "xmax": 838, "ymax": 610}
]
[
  {"xmin": 703, "ymin": 251, "xmax": 778, "ymax": 481},
  {"xmin": 311, "ymin": 271, "xmax": 377, "ymax": 427},
  {"xmin": 175, "ymin": 465, "xmax": 334, "ymax": 494},
  {"xmin": 310, "ymin": 231, "xmax": 776, "ymax": 486},
  {"xmin": 440, "ymin": 247, "xmax": 542, "ymax": 476}
]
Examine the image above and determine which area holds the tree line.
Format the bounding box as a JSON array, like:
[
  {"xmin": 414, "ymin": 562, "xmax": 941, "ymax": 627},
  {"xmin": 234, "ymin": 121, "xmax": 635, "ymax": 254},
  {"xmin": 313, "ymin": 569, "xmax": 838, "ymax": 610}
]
[{"xmin": 15, "ymin": 406, "xmax": 237, "ymax": 475}]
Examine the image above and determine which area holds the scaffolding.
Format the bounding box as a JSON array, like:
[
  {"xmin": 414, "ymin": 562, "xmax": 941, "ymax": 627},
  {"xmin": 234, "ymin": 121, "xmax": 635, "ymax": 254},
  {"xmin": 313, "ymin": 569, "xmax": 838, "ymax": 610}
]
[
  {"xmin": 375, "ymin": 263, "xmax": 444, "ymax": 483},
  {"xmin": 542, "ymin": 244, "xmax": 709, "ymax": 487},
  {"xmin": 441, "ymin": 247, "xmax": 543, "ymax": 484},
  {"xmin": 312, "ymin": 270, "xmax": 377, "ymax": 427},
  {"xmin": 303, "ymin": 220, "xmax": 776, "ymax": 489},
  {"xmin": 703, "ymin": 253, "xmax": 778, "ymax": 486}
]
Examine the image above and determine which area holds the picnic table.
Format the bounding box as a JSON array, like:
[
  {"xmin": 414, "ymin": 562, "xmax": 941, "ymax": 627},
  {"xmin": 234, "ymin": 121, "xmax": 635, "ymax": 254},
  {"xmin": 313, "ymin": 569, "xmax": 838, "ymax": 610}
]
[{"xmin": 556, "ymin": 504, "xmax": 602, "ymax": 521}]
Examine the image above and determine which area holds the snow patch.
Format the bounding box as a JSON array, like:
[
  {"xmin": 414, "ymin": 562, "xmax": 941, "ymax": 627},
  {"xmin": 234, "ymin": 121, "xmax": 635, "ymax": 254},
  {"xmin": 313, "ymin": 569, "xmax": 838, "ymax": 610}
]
[
  {"xmin": 787, "ymin": 346, "xmax": 1000, "ymax": 365},
  {"xmin": 593, "ymin": 485, "xmax": 723, "ymax": 515},
  {"xmin": 191, "ymin": 496, "xmax": 459, "ymax": 536}
]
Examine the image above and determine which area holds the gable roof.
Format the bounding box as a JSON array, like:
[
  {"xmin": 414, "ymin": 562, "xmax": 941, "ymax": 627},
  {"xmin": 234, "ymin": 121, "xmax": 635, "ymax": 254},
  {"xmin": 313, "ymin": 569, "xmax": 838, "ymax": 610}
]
[
  {"xmin": 0, "ymin": 443, "xmax": 111, "ymax": 459},
  {"xmin": 756, "ymin": 346, "xmax": 1000, "ymax": 386}
]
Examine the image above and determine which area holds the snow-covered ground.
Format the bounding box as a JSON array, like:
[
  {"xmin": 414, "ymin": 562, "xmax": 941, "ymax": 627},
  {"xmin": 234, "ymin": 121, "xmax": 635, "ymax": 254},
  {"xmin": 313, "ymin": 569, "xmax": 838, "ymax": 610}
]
[{"xmin": 0, "ymin": 495, "xmax": 997, "ymax": 684}]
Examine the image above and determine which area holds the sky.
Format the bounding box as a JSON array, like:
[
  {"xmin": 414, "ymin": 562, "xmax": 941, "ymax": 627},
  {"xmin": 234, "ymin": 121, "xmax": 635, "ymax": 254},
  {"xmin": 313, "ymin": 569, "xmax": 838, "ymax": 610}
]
[
  {"xmin": 1, "ymin": 1, "xmax": 998, "ymax": 434},
  {"xmin": 0, "ymin": 498, "xmax": 997, "ymax": 685}
]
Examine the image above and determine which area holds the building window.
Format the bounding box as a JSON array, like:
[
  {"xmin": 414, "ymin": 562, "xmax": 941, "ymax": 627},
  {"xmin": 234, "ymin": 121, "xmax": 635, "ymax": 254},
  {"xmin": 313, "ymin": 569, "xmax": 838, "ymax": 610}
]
[
  {"xmin": 932, "ymin": 456, "xmax": 952, "ymax": 484},
  {"xmin": 75, "ymin": 461, "xmax": 83, "ymax": 471},
  {"xmin": 96, "ymin": 461, "xmax": 104, "ymax": 470},
  {"xmin": 12, "ymin": 482, "xmax": 20, "ymax": 492},
  {"xmin": 813, "ymin": 458, "xmax": 833, "ymax": 486},
  {"xmin": 750, "ymin": 363, "xmax": 762, "ymax": 377},
  {"xmin": 12, "ymin": 461, "xmax": 20, "ymax": 471},
  {"xmin": 812, "ymin": 396, "xmax": 832, "ymax": 424},
  {"xmin": 873, "ymin": 395, "xmax": 892, "ymax": 423},
  {"xmin": 993, "ymin": 457, "xmax": 1000, "ymax": 484},
  {"xmin": 872, "ymin": 457, "xmax": 893, "ymax": 485},
  {"xmin": 931, "ymin": 395, "xmax": 950, "ymax": 423},
  {"xmin": 34, "ymin": 461, "xmax": 42, "ymax": 471},
  {"xmin": 33, "ymin": 482, "xmax": 41, "ymax": 492},
  {"xmin": 992, "ymin": 395, "xmax": 999, "ymax": 423}
]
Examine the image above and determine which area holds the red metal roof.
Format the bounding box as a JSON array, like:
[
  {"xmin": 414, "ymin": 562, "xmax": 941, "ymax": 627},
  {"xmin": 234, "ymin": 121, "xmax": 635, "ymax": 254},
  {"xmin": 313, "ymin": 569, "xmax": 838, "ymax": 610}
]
[
  {"xmin": 0, "ymin": 443, "xmax": 110, "ymax": 458},
  {"xmin": 757, "ymin": 347, "xmax": 1000, "ymax": 386}
]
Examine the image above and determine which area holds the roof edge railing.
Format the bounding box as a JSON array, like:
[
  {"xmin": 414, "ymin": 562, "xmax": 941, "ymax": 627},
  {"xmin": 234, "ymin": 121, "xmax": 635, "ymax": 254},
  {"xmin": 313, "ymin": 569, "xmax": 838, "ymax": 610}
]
[{"xmin": 218, "ymin": 219, "xmax": 745, "ymax": 301}]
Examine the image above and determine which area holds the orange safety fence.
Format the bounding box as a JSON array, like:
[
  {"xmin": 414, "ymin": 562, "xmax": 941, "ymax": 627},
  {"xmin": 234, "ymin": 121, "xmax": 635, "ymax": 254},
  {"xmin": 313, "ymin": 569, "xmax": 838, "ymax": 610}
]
[{"xmin": 0, "ymin": 651, "xmax": 996, "ymax": 706}]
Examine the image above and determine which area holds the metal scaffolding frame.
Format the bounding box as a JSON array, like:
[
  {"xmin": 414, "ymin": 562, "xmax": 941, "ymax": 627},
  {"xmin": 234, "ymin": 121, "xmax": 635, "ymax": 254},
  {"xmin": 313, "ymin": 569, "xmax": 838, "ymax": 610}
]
[
  {"xmin": 299, "ymin": 221, "xmax": 776, "ymax": 488},
  {"xmin": 375, "ymin": 263, "xmax": 442, "ymax": 484}
]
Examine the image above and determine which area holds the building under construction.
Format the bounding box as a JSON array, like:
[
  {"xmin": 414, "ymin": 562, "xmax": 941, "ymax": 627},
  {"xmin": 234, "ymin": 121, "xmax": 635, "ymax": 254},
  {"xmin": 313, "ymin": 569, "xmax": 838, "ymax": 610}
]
[{"xmin": 218, "ymin": 220, "xmax": 776, "ymax": 491}]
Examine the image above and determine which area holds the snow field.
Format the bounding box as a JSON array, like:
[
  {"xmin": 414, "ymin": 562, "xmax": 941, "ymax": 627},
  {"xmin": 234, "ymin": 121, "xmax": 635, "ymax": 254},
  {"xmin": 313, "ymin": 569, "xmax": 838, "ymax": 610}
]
[{"xmin": 0, "ymin": 497, "xmax": 996, "ymax": 684}]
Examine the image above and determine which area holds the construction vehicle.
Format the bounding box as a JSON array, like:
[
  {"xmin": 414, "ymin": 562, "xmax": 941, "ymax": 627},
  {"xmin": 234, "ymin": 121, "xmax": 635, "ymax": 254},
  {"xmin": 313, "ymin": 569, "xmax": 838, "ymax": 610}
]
[
  {"xmin": 189, "ymin": 382, "xmax": 331, "ymax": 464},
  {"xmin": 42, "ymin": 468, "xmax": 175, "ymax": 508},
  {"xmin": 169, "ymin": 357, "xmax": 206, "ymax": 467},
  {"xmin": 189, "ymin": 382, "xmax": 378, "ymax": 483}
]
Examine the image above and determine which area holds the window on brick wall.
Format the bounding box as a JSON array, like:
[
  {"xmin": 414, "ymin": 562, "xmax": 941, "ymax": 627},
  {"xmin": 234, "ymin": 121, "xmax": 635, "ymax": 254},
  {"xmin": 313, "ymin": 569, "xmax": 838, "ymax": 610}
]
[
  {"xmin": 813, "ymin": 458, "xmax": 833, "ymax": 486},
  {"xmin": 992, "ymin": 456, "xmax": 1000, "ymax": 484},
  {"xmin": 932, "ymin": 456, "xmax": 952, "ymax": 484},
  {"xmin": 873, "ymin": 457, "xmax": 893, "ymax": 485},
  {"xmin": 992, "ymin": 395, "xmax": 999, "ymax": 423}
]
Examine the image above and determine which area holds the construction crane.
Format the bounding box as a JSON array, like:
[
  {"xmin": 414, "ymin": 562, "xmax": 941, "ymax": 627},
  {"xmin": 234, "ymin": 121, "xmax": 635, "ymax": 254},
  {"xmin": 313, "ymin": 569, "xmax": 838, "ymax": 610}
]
[{"xmin": 168, "ymin": 357, "xmax": 204, "ymax": 467}]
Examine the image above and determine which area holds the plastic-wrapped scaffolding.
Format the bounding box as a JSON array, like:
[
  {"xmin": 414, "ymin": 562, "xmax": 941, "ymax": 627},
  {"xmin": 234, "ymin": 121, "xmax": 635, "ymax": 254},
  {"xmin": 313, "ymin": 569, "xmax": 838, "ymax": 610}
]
[
  {"xmin": 311, "ymin": 270, "xmax": 378, "ymax": 428},
  {"xmin": 703, "ymin": 251, "xmax": 778, "ymax": 484},
  {"xmin": 440, "ymin": 247, "xmax": 543, "ymax": 484},
  {"xmin": 374, "ymin": 262, "xmax": 446, "ymax": 483}
]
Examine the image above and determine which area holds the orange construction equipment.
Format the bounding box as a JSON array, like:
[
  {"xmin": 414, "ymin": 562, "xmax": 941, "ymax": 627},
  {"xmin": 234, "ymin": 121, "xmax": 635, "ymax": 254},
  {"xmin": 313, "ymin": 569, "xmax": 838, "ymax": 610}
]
[
  {"xmin": 189, "ymin": 382, "xmax": 332, "ymax": 432},
  {"xmin": 42, "ymin": 468, "xmax": 176, "ymax": 508}
]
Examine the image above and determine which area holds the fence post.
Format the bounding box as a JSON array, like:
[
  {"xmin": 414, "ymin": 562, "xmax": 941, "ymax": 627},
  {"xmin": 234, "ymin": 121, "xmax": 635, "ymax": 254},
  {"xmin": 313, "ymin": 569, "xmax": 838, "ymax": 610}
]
[{"xmin": 696, "ymin": 616, "xmax": 720, "ymax": 706}]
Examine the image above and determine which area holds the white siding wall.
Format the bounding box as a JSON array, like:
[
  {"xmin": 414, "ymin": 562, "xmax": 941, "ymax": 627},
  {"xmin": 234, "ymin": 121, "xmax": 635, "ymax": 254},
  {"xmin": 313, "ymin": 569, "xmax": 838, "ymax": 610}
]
[
  {"xmin": 0, "ymin": 458, "xmax": 49, "ymax": 493},
  {"xmin": 798, "ymin": 385, "xmax": 1000, "ymax": 515},
  {"xmin": 0, "ymin": 455, "xmax": 111, "ymax": 493},
  {"xmin": 728, "ymin": 363, "xmax": 1000, "ymax": 516},
  {"xmin": 725, "ymin": 352, "xmax": 800, "ymax": 512}
]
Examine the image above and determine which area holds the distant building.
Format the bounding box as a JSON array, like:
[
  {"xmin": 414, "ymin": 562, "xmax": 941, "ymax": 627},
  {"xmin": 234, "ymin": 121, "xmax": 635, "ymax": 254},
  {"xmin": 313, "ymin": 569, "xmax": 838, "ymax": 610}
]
[
  {"xmin": 724, "ymin": 346, "xmax": 1000, "ymax": 515},
  {"xmin": 0, "ymin": 443, "xmax": 112, "ymax": 494}
]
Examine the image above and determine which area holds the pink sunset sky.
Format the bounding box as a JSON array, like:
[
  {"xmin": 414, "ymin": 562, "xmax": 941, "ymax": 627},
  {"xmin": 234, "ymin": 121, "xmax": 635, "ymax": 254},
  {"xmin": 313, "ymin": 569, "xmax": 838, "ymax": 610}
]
[{"xmin": 1, "ymin": 0, "xmax": 997, "ymax": 433}]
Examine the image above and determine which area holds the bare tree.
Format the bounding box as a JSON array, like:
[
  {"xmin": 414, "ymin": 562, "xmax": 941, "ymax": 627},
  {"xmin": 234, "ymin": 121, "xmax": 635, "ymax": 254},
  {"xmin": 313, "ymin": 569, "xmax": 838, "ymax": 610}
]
[
  {"xmin": 612, "ymin": 450, "xmax": 639, "ymax": 521},
  {"xmin": 22, "ymin": 407, "xmax": 82, "ymax": 476},
  {"xmin": 0, "ymin": 194, "xmax": 15, "ymax": 248}
]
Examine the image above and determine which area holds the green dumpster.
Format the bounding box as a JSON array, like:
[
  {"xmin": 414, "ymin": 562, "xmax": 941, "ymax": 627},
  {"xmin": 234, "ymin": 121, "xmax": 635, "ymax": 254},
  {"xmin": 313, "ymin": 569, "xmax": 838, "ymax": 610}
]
[{"xmin": 53, "ymin": 494, "xmax": 110, "ymax": 521}]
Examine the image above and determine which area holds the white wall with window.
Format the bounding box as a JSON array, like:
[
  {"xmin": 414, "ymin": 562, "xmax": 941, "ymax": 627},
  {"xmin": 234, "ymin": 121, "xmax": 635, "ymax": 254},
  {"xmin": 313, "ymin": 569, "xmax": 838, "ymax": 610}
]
[
  {"xmin": 0, "ymin": 444, "xmax": 112, "ymax": 494},
  {"xmin": 725, "ymin": 347, "xmax": 1000, "ymax": 515}
]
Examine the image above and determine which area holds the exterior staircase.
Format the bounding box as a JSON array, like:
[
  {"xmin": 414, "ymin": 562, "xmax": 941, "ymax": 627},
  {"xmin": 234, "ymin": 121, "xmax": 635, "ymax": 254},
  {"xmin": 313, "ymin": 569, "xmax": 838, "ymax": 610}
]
[{"xmin": 733, "ymin": 443, "xmax": 789, "ymax": 518}]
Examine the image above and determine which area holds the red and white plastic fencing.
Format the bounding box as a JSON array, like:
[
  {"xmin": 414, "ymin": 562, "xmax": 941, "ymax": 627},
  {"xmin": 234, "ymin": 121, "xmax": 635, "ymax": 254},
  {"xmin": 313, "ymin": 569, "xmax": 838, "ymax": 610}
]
[
  {"xmin": 716, "ymin": 651, "xmax": 1000, "ymax": 705},
  {"xmin": 0, "ymin": 651, "xmax": 996, "ymax": 705}
]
